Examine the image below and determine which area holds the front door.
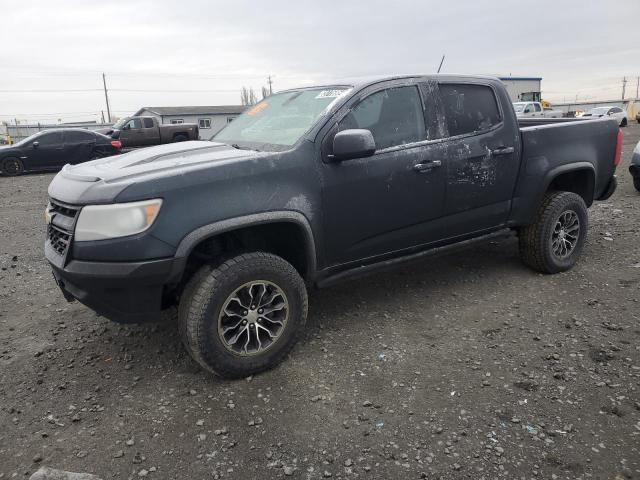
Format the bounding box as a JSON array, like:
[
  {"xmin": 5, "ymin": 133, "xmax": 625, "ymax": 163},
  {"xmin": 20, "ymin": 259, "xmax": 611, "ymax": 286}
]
[
  {"xmin": 321, "ymin": 82, "xmax": 447, "ymax": 266},
  {"xmin": 28, "ymin": 131, "xmax": 65, "ymax": 169},
  {"xmin": 119, "ymin": 118, "xmax": 143, "ymax": 147},
  {"xmin": 437, "ymin": 82, "xmax": 521, "ymax": 236}
]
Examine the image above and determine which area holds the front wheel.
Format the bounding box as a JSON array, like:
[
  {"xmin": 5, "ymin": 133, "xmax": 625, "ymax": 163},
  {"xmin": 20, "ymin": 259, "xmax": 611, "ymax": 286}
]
[
  {"xmin": 634, "ymin": 176, "xmax": 640, "ymax": 192},
  {"xmin": 1, "ymin": 157, "xmax": 24, "ymax": 176},
  {"xmin": 178, "ymin": 252, "xmax": 308, "ymax": 378},
  {"xmin": 620, "ymin": 118, "xmax": 627, "ymax": 127},
  {"xmin": 519, "ymin": 191, "xmax": 588, "ymax": 274}
]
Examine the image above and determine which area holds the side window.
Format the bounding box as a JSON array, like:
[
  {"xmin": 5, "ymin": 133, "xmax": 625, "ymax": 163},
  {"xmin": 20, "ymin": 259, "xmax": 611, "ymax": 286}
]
[
  {"xmin": 534, "ymin": 103, "xmax": 542, "ymax": 112},
  {"xmin": 34, "ymin": 132, "xmax": 63, "ymax": 146},
  {"xmin": 65, "ymin": 131, "xmax": 93, "ymax": 143},
  {"xmin": 199, "ymin": 118, "xmax": 211, "ymax": 129},
  {"xmin": 524, "ymin": 104, "xmax": 533, "ymax": 113},
  {"xmin": 612, "ymin": 107, "xmax": 622, "ymax": 113},
  {"xmin": 126, "ymin": 118, "xmax": 142, "ymax": 129},
  {"xmin": 439, "ymin": 83, "xmax": 501, "ymax": 136},
  {"xmin": 338, "ymin": 85, "xmax": 426, "ymax": 150},
  {"xmin": 143, "ymin": 117, "xmax": 155, "ymax": 128}
]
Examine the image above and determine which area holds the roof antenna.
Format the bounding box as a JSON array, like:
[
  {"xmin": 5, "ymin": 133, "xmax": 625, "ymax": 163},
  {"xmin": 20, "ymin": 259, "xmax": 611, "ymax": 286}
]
[{"xmin": 437, "ymin": 55, "xmax": 445, "ymax": 74}]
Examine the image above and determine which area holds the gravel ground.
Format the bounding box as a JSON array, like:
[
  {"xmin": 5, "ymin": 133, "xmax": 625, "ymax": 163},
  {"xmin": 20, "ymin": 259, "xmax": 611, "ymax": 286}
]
[{"xmin": 1, "ymin": 123, "xmax": 639, "ymax": 480}]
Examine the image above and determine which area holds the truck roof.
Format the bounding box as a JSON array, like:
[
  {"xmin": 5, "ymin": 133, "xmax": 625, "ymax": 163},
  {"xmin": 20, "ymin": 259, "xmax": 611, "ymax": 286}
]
[{"xmin": 279, "ymin": 74, "xmax": 503, "ymax": 93}]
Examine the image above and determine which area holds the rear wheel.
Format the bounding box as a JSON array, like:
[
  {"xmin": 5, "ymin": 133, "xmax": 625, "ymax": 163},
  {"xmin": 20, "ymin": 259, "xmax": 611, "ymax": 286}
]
[
  {"xmin": 173, "ymin": 134, "xmax": 188, "ymax": 142},
  {"xmin": 1, "ymin": 157, "xmax": 24, "ymax": 176},
  {"xmin": 178, "ymin": 252, "xmax": 308, "ymax": 378},
  {"xmin": 519, "ymin": 191, "xmax": 588, "ymax": 274}
]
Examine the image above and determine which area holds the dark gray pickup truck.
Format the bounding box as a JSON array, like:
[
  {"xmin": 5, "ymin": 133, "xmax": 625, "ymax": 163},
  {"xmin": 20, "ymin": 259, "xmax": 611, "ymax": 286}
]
[
  {"xmin": 44, "ymin": 74, "xmax": 621, "ymax": 378},
  {"xmin": 97, "ymin": 116, "xmax": 199, "ymax": 148}
]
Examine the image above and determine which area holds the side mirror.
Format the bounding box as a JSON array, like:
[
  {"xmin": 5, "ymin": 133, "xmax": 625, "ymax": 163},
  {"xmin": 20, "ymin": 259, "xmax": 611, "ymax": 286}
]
[
  {"xmin": 32, "ymin": 141, "xmax": 39, "ymax": 148},
  {"xmin": 123, "ymin": 124, "xmax": 130, "ymax": 130},
  {"xmin": 331, "ymin": 129, "xmax": 376, "ymax": 161}
]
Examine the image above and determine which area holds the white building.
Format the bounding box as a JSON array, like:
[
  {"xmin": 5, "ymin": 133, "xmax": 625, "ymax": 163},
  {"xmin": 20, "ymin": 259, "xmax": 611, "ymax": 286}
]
[
  {"xmin": 133, "ymin": 105, "xmax": 246, "ymax": 138},
  {"xmin": 498, "ymin": 77, "xmax": 542, "ymax": 102}
]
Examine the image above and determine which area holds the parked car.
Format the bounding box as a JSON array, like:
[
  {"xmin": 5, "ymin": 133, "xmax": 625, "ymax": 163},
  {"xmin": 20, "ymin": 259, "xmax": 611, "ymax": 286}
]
[
  {"xmin": 512, "ymin": 101, "xmax": 562, "ymax": 118},
  {"xmin": 636, "ymin": 111, "xmax": 640, "ymax": 124},
  {"xmin": 630, "ymin": 139, "xmax": 640, "ymax": 192},
  {"xmin": 45, "ymin": 74, "xmax": 620, "ymax": 378},
  {"xmin": 0, "ymin": 129, "xmax": 121, "ymax": 176},
  {"xmin": 97, "ymin": 116, "xmax": 199, "ymax": 148},
  {"xmin": 582, "ymin": 106, "xmax": 628, "ymax": 126}
]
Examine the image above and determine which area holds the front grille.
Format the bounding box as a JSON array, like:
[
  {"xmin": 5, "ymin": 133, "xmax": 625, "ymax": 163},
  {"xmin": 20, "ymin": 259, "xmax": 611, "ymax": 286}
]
[
  {"xmin": 47, "ymin": 199, "xmax": 80, "ymax": 258},
  {"xmin": 48, "ymin": 224, "xmax": 72, "ymax": 255}
]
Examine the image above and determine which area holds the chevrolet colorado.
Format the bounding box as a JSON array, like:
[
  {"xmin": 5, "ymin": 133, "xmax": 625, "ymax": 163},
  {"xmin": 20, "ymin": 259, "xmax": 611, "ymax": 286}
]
[{"xmin": 45, "ymin": 74, "xmax": 622, "ymax": 378}]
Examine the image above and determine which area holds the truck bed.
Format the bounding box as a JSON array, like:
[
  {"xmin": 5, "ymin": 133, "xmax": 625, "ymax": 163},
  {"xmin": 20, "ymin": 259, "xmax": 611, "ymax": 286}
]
[{"xmin": 510, "ymin": 117, "xmax": 619, "ymax": 225}]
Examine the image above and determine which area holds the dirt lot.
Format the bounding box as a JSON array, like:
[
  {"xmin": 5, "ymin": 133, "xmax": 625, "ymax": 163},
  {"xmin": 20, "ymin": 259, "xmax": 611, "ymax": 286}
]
[{"xmin": 1, "ymin": 124, "xmax": 639, "ymax": 480}]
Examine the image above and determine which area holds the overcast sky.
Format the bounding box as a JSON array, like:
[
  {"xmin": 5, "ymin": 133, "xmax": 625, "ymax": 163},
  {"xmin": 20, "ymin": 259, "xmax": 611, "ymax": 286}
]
[{"xmin": 1, "ymin": 0, "xmax": 638, "ymax": 124}]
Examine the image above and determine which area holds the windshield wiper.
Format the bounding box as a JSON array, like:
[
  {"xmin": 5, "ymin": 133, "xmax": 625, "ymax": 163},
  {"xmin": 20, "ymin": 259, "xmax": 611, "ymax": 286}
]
[{"xmin": 230, "ymin": 143, "xmax": 260, "ymax": 152}]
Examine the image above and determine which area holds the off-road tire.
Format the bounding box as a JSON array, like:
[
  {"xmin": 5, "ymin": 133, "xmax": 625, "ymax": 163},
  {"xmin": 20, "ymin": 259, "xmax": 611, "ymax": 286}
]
[
  {"xmin": 178, "ymin": 252, "xmax": 308, "ymax": 378},
  {"xmin": 519, "ymin": 191, "xmax": 588, "ymax": 274},
  {"xmin": 1, "ymin": 157, "xmax": 24, "ymax": 176},
  {"xmin": 173, "ymin": 134, "xmax": 188, "ymax": 142}
]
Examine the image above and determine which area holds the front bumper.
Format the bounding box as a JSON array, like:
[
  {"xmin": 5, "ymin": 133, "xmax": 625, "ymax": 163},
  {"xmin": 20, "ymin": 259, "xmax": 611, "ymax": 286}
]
[{"xmin": 46, "ymin": 241, "xmax": 175, "ymax": 323}]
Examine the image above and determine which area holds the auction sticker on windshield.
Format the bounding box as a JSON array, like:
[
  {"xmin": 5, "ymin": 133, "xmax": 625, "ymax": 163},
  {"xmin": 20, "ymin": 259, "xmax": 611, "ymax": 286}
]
[{"xmin": 315, "ymin": 89, "xmax": 347, "ymax": 99}]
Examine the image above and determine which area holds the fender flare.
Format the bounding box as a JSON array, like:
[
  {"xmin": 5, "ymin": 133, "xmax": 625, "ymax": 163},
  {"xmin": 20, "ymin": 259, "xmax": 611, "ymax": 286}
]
[
  {"xmin": 170, "ymin": 211, "xmax": 317, "ymax": 280},
  {"xmin": 541, "ymin": 162, "xmax": 596, "ymax": 204}
]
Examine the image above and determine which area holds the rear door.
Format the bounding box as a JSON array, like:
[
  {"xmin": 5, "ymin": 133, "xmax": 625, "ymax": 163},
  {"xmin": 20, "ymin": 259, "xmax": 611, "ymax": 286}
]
[
  {"xmin": 533, "ymin": 102, "xmax": 543, "ymax": 117},
  {"xmin": 63, "ymin": 130, "xmax": 96, "ymax": 164},
  {"xmin": 141, "ymin": 117, "xmax": 161, "ymax": 145},
  {"xmin": 437, "ymin": 81, "xmax": 521, "ymax": 236},
  {"xmin": 320, "ymin": 80, "xmax": 448, "ymax": 265}
]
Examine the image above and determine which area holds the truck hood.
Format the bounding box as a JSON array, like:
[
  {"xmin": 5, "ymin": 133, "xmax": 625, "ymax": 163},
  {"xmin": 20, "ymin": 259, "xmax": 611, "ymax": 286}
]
[
  {"xmin": 59, "ymin": 141, "xmax": 263, "ymax": 183},
  {"xmin": 48, "ymin": 140, "xmax": 269, "ymax": 204}
]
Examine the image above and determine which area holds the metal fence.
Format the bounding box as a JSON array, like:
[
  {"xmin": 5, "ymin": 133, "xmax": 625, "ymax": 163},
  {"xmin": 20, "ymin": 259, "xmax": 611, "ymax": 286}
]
[{"xmin": 2, "ymin": 122, "xmax": 113, "ymax": 143}]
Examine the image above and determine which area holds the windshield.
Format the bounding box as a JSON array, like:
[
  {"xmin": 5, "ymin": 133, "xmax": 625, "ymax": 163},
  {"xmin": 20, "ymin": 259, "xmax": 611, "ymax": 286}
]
[
  {"xmin": 512, "ymin": 103, "xmax": 526, "ymax": 113},
  {"xmin": 213, "ymin": 87, "xmax": 352, "ymax": 150},
  {"xmin": 589, "ymin": 107, "xmax": 609, "ymax": 115},
  {"xmin": 112, "ymin": 117, "xmax": 130, "ymax": 129}
]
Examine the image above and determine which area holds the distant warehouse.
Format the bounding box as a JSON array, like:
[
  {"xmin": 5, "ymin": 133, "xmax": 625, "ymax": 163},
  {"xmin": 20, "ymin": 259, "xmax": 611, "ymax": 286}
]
[{"xmin": 133, "ymin": 105, "xmax": 246, "ymax": 138}]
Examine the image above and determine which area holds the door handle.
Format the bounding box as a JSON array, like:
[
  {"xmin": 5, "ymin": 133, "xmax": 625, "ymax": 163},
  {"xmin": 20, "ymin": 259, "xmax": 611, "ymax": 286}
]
[
  {"xmin": 491, "ymin": 146, "xmax": 514, "ymax": 156},
  {"xmin": 413, "ymin": 160, "xmax": 442, "ymax": 172}
]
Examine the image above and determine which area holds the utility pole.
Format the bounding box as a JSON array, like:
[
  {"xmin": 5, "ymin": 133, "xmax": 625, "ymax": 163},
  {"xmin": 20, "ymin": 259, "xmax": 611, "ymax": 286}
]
[
  {"xmin": 267, "ymin": 75, "xmax": 273, "ymax": 95},
  {"xmin": 621, "ymin": 76, "xmax": 627, "ymax": 100},
  {"xmin": 102, "ymin": 72, "xmax": 112, "ymax": 123},
  {"xmin": 437, "ymin": 55, "xmax": 445, "ymax": 73}
]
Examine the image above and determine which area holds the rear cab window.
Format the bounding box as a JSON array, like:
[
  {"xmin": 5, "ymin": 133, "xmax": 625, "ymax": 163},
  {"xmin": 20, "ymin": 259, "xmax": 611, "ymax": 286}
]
[
  {"xmin": 143, "ymin": 118, "xmax": 155, "ymax": 128},
  {"xmin": 438, "ymin": 83, "xmax": 502, "ymax": 137}
]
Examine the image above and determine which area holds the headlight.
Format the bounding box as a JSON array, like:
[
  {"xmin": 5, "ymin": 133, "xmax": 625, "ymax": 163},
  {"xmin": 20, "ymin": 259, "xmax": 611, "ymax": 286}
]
[{"xmin": 75, "ymin": 199, "xmax": 162, "ymax": 241}]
